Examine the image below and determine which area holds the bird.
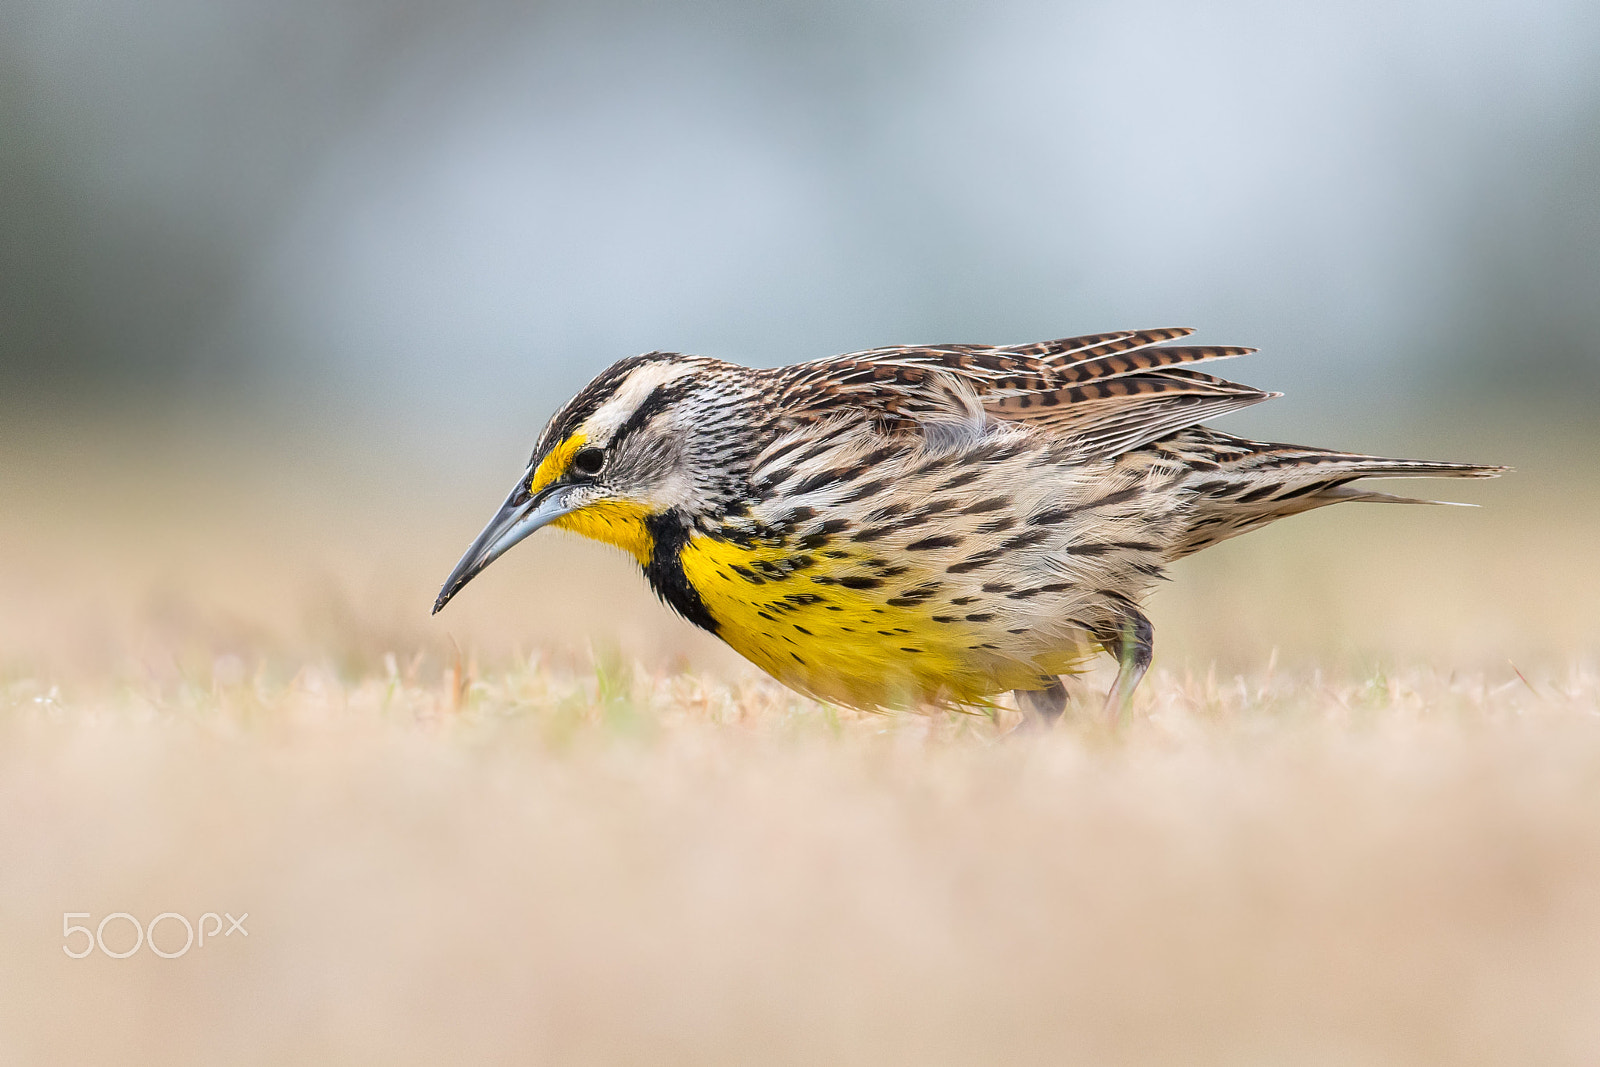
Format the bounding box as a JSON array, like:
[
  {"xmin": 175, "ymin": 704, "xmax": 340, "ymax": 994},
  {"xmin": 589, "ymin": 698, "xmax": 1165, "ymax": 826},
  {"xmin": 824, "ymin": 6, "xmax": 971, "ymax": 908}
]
[{"xmin": 433, "ymin": 328, "xmax": 1503, "ymax": 723}]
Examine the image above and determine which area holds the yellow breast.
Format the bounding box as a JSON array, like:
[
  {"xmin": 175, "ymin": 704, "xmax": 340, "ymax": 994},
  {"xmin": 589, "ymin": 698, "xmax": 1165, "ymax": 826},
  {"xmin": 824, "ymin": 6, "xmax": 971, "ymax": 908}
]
[
  {"xmin": 535, "ymin": 491, "xmax": 1082, "ymax": 709},
  {"xmin": 676, "ymin": 533, "xmax": 1076, "ymax": 709}
]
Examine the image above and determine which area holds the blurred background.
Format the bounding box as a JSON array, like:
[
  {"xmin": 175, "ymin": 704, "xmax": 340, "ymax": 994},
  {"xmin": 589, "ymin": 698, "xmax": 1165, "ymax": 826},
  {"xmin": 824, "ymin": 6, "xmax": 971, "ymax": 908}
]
[{"xmin": 3, "ymin": 0, "xmax": 1598, "ymax": 683}]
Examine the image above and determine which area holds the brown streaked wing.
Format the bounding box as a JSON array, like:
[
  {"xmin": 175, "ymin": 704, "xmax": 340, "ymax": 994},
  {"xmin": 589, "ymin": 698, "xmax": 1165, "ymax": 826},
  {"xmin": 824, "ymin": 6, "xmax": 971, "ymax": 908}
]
[
  {"xmin": 808, "ymin": 345, "xmax": 1045, "ymax": 386},
  {"xmin": 1048, "ymin": 344, "xmax": 1256, "ymax": 384},
  {"xmin": 773, "ymin": 357, "xmax": 982, "ymax": 430},
  {"xmin": 998, "ymin": 328, "xmax": 1194, "ymax": 360},
  {"xmin": 989, "ymin": 374, "xmax": 1279, "ymax": 457},
  {"xmin": 772, "ymin": 331, "xmax": 1270, "ymax": 450},
  {"xmin": 774, "ymin": 344, "xmax": 1056, "ymax": 428},
  {"xmin": 1137, "ymin": 366, "xmax": 1257, "ymax": 388}
]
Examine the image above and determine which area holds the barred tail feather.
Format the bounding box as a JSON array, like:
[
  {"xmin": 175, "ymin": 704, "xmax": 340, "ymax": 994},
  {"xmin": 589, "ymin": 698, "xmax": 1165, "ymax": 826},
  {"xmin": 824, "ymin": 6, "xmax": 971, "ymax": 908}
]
[
  {"xmin": 1167, "ymin": 434, "xmax": 1507, "ymax": 558},
  {"xmin": 1314, "ymin": 487, "xmax": 1482, "ymax": 507}
]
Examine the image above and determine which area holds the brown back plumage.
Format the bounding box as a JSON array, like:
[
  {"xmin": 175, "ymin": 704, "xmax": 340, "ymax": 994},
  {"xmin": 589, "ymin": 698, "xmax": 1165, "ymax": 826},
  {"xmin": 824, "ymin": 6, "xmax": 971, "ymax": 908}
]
[
  {"xmin": 777, "ymin": 328, "xmax": 1271, "ymax": 457},
  {"xmin": 776, "ymin": 328, "xmax": 1504, "ymax": 556}
]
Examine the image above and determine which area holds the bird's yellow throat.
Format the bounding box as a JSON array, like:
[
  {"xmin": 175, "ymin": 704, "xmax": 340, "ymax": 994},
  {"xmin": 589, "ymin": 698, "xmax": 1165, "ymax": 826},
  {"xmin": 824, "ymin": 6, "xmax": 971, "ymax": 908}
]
[{"xmin": 532, "ymin": 433, "xmax": 656, "ymax": 564}]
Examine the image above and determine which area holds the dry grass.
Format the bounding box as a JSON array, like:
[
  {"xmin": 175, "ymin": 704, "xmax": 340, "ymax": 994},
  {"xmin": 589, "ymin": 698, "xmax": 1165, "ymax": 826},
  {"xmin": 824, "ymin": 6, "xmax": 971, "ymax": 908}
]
[
  {"xmin": 3, "ymin": 416, "xmax": 1599, "ymax": 1065},
  {"xmin": 7, "ymin": 664, "xmax": 1600, "ymax": 1065}
]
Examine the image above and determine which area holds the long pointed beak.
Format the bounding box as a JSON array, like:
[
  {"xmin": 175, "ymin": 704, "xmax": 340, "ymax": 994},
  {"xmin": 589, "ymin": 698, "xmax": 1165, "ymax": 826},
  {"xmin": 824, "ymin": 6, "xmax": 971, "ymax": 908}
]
[{"xmin": 432, "ymin": 481, "xmax": 579, "ymax": 614}]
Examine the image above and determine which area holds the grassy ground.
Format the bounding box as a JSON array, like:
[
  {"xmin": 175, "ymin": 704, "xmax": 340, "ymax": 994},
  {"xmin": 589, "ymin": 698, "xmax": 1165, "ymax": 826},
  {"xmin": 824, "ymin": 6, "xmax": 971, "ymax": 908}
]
[{"xmin": 3, "ymin": 416, "xmax": 1598, "ymax": 1064}]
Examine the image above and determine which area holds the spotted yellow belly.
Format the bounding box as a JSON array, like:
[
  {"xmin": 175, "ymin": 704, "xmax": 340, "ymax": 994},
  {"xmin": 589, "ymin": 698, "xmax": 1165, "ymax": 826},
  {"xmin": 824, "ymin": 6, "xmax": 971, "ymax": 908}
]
[{"xmin": 676, "ymin": 532, "xmax": 1077, "ymax": 709}]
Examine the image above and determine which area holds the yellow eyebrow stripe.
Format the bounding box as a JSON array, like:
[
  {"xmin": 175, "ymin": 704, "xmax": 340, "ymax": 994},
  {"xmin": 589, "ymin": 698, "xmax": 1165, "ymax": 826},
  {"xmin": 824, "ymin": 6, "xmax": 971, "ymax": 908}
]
[{"xmin": 529, "ymin": 434, "xmax": 586, "ymax": 494}]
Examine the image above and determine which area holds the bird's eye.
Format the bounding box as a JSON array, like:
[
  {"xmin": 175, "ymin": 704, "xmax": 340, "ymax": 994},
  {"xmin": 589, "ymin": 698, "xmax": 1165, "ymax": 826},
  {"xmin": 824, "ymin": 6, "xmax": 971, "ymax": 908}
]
[{"xmin": 571, "ymin": 446, "xmax": 605, "ymax": 477}]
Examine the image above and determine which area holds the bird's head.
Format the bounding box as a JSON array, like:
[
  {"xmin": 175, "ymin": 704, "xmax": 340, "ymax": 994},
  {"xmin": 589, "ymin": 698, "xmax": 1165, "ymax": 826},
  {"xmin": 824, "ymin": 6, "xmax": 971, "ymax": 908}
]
[{"xmin": 433, "ymin": 352, "xmax": 758, "ymax": 613}]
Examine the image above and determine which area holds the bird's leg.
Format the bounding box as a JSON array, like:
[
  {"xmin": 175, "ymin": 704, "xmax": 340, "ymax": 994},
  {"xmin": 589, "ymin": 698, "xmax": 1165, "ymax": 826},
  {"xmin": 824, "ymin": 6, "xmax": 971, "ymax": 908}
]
[
  {"xmin": 1013, "ymin": 678, "xmax": 1069, "ymax": 729},
  {"xmin": 1097, "ymin": 610, "xmax": 1153, "ymax": 725}
]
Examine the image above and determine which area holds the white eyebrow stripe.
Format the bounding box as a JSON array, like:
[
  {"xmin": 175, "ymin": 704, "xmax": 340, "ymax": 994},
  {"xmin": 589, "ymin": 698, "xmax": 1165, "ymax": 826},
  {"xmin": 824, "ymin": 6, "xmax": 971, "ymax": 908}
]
[{"xmin": 581, "ymin": 361, "xmax": 698, "ymax": 442}]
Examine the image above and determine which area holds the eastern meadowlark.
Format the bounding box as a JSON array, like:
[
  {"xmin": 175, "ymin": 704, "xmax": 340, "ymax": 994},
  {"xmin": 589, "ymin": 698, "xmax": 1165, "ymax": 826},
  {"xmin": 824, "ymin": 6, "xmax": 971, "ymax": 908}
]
[{"xmin": 434, "ymin": 329, "xmax": 1503, "ymax": 722}]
